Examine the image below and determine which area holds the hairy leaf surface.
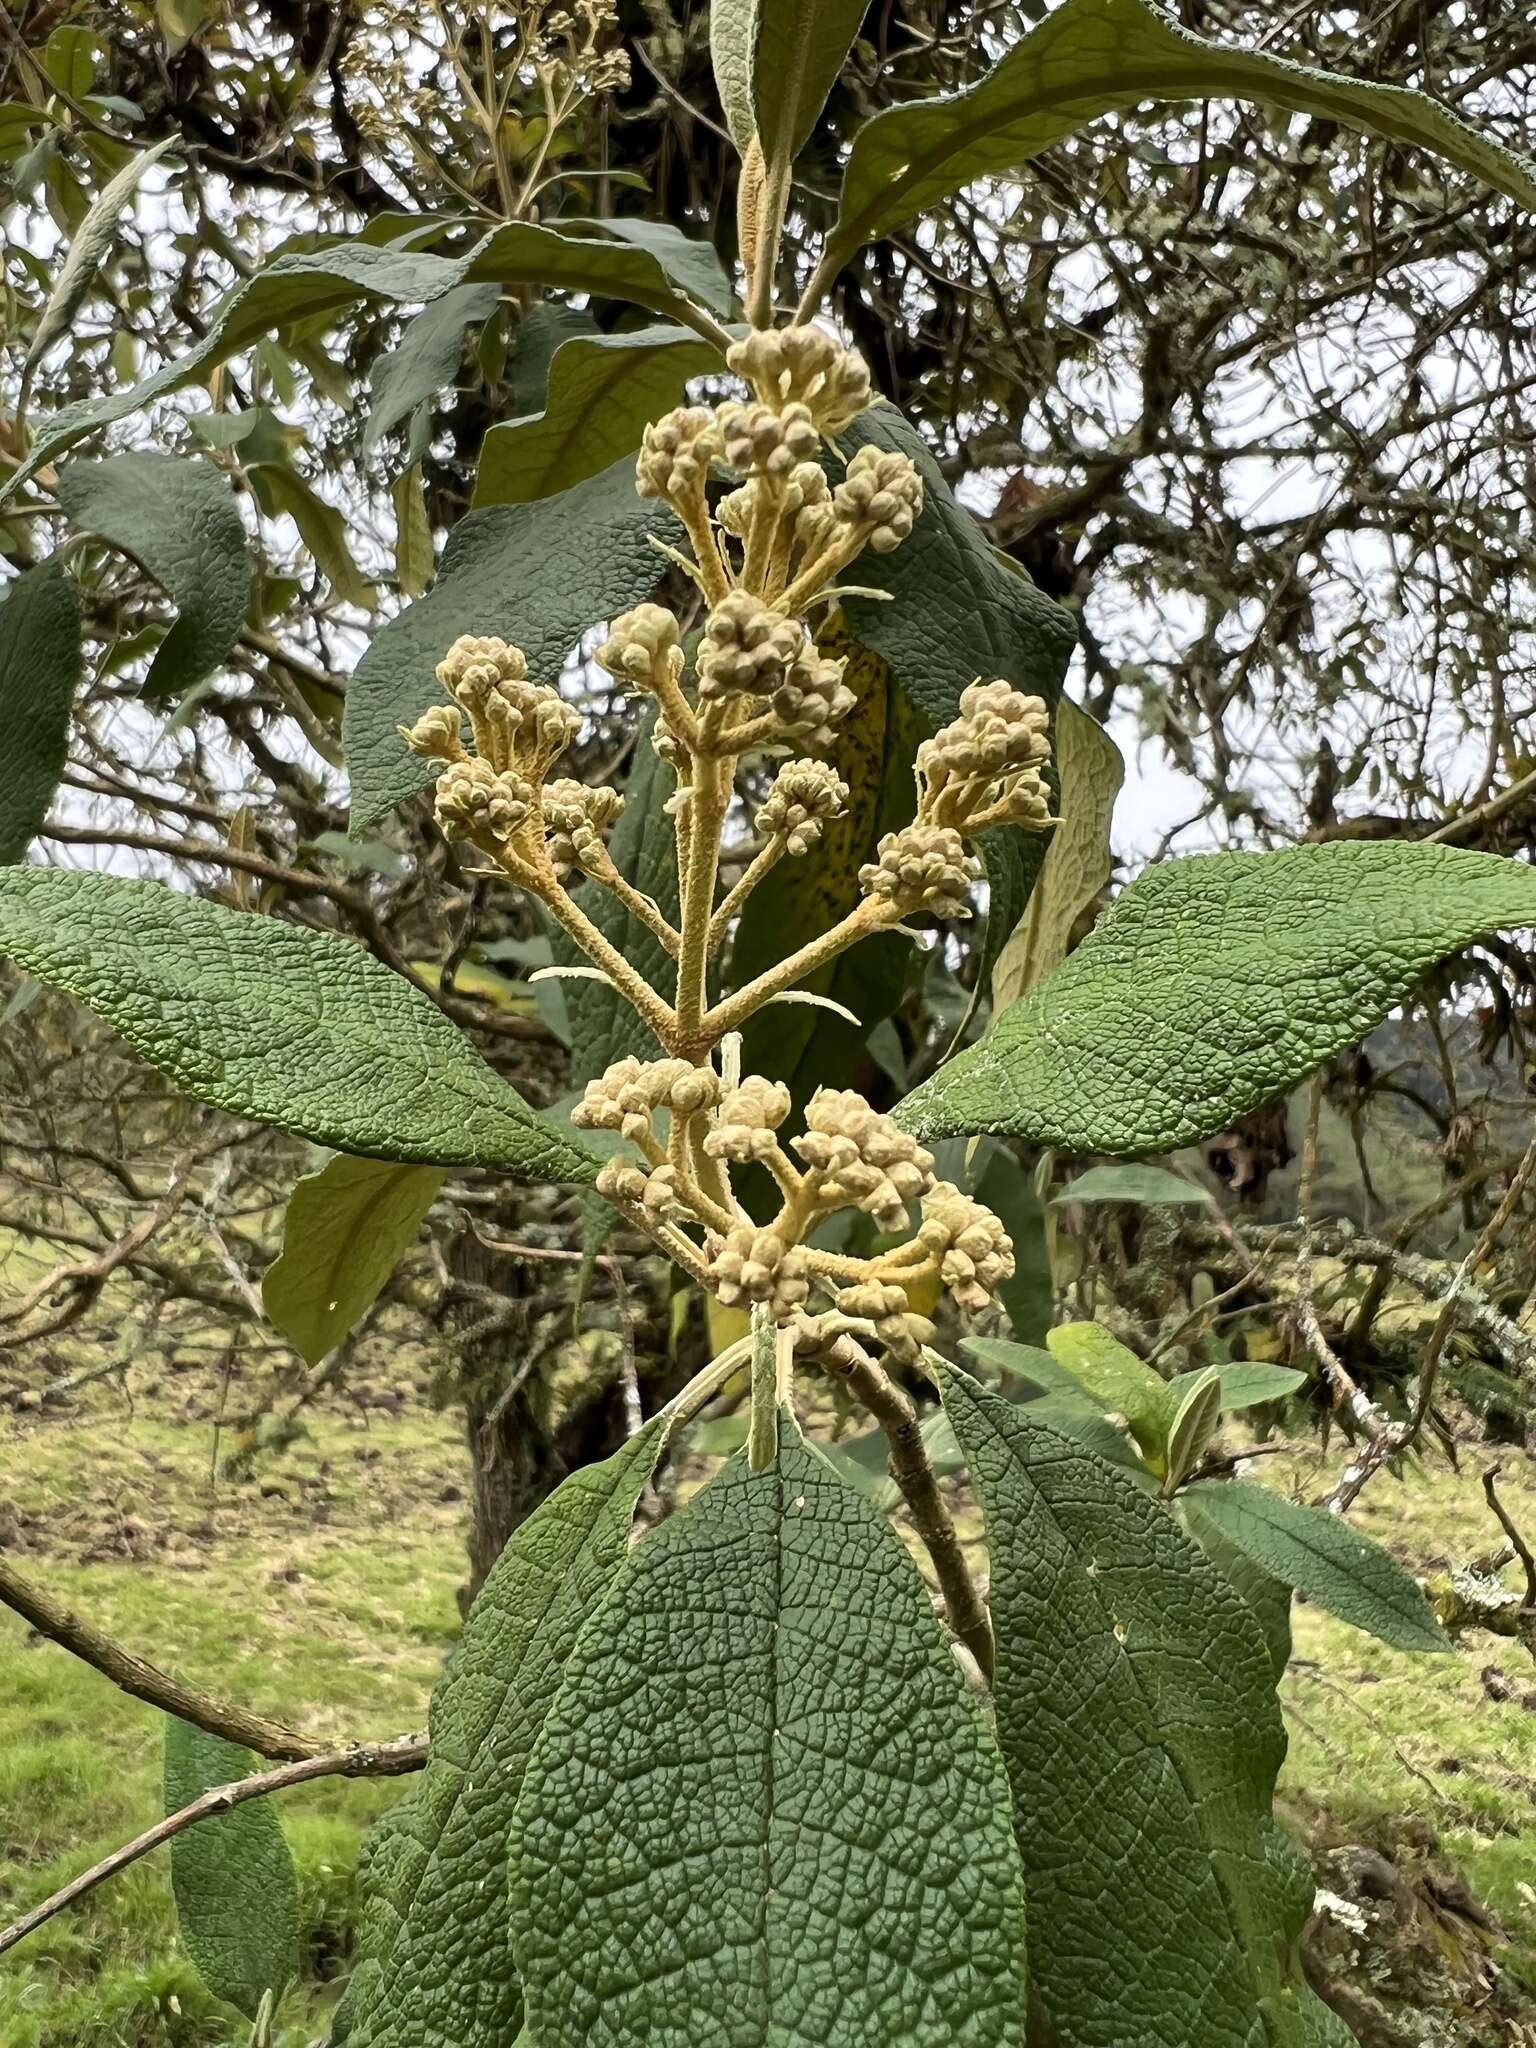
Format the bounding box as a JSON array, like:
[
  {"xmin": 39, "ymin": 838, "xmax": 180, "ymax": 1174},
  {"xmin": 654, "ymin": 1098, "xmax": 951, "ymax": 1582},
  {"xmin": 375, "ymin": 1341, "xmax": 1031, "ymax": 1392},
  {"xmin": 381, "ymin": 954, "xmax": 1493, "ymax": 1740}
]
[
  {"xmin": 263, "ymin": 1154, "xmax": 445, "ymax": 1365},
  {"xmin": 474, "ymin": 327, "xmax": 719, "ymax": 507},
  {"xmin": 820, "ymin": 0, "xmax": 1536, "ymax": 277},
  {"xmin": 163, "ymin": 1718, "xmax": 298, "ymax": 2022},
  {"xmin": 940, "ymin": 1370, "xmax": 1357, "ymax": 2047},
  {"xmin": 510, "ymin": 1433, "xmax": 1028, "ymax": 2048},
  {"xmin": 1183, "ymin": 1479, "xmax": 1450, "ymax": 1654},
  {"xmin": 0, "ymin": 560, "xmax": 80, "ymax": 863},
  {"xmin": 365, "ymin": 282, "xmax": 501, "ymax": 458},
  {"xmin": 346, "ymin": 458, "xmax": 681, "ymax": 826},
  {"xmin": 57, "ymin": 452, "xmax": 249, "ymax": 700},
  {"xmin": 0, "ymin": 869, "xmax": 598, "ymax": 1179},
  {"xmin": 335, "ymin": 1422, "xmax": 665, "ymax": 2048},
  {"xmin": 900, "ymin": 843, "xmax": 1536, "ymax": 1151},
  {"xmin": 749, "ymin": 0, "xmax": 869, "ymax": 167}
]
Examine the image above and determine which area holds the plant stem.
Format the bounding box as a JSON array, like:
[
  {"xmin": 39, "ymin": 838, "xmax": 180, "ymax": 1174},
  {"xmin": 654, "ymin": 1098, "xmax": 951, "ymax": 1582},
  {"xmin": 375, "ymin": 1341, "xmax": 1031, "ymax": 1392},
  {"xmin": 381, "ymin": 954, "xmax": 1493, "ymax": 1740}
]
[
  {"xmin": 703, "ymin": 898, "xmax": 894, "ymax": 1042},
  {"xmin": 527, "ymin": 865, "xmax": 678, "ymax": 1046}
]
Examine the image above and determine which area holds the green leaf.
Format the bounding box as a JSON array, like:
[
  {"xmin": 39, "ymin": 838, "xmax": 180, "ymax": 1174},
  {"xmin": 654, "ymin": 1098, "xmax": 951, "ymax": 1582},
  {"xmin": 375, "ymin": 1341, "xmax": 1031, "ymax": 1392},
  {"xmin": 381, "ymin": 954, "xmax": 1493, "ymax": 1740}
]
[
  {"xmin": 974, "ymin": 1142, "xmax": 1052, "ymax": 1345},
  {"xmin": 509, "ymin": 1431, "xmax": 1027, "ymax": 2048},
  {"xmin": 1179, "ymin": 1498, "xmax": 1294, "ymax": 1685},
  {"xmin": 6, "ymin": 220, "xmax": 726, "ymax": 499},
  {"xmin": 1169, "ymin": 1360, "xmax": 1307, "ymax": 1413},
  {"xmin": 364, "ymin": 281, "xmax": 501, "ymax": 456},
  {"xmin": 961, "ymin": 1335, "xmax": 1097, "ymax": 1403},
  {"xmin": 250, "ymin": 461, "xmax": 376, "ymax": 610},
  {"xmin": 473, "ymin": 327, "xmax": 720, "ymax": 508},
  {"xmin": 1182, "ymin": 1478, "xmax": 1451, "ymax": 1654},
  {"xmin": 1053, "ymin": 1162, "xmax": 1210, "ymax": 1206},
  {"xmin": 22, "ymin": 133, "xmax": 179, "ymax": 387},
  {"xmin": 1047, "ymin": 1319, "xmax": 1170, "ymax": 1464},
  {"xmin": 817, "ymin": 0, "xmax": 1536, "ymax": 286},
  {"xmin": 899, "ymin": 842, "xmax": 1536, "ymax": 1152},
  {"xmin": 840, "ymin": 407, "xmax": 1078, "ymax": 988},
  {"xmin": 163, "ymin": 1718, "xmax": 298, "ymax": 2021},
  {"xmin": 750, "ymin": 0, "xmax": 868, "ymax": 169},
  {"xmin": 0, "ymin": 561, "xmax": 80, "ymax": 864},
  {"xmin": 591, "ymin": 219, "xmax": 735, "ymax": 319},
  {"xmin": 1164, "ymin": 1363, "xmax": 1222, "ymax": 1493},
  {"xmin": 710, "ymin": 0, "xmax": 755, "ymax": 153},
  {"xmin": 504, "ymin": 303, "xmax": 597, "ymax": 414},
  {"xmin": 991, "ymin": 696, "xmax": 1122, "ymax": 1015},
  {"xmin": 556, "ymin": 708, "xmax": 680, "ymax": 1080},
  {"xmin": 390, "ymin": 464, "xmax": 434, "ymax": 600},
  {"xmin": 263, "ymin": 1154, "xmax": 444, "ymax": 1366},
  {"xmin": 0, "ymin": 868, "xmax": 599, "ymax": 1180},
  {"xmin": 344, "ymin": 456, "xmax": 682, "ymax": 828},
  {"xmin": 939, "ymin": 1369, "xmax": 1354, "ymax": 2048},
  {"xmin": 57, "ymin": 453, "xmax": 249, "ymax": 700},
  {"xmin": 336, "ymin": 1422, "xmax": 666, "ymax": 2048}
]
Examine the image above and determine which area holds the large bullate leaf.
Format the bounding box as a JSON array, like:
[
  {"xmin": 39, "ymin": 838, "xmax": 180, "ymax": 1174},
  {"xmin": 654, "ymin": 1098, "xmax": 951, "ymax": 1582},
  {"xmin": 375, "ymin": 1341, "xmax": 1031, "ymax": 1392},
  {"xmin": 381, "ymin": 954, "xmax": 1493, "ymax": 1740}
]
[{"xmin": 0, "ymin": 560, "xmax": 80, "ymax": 863}]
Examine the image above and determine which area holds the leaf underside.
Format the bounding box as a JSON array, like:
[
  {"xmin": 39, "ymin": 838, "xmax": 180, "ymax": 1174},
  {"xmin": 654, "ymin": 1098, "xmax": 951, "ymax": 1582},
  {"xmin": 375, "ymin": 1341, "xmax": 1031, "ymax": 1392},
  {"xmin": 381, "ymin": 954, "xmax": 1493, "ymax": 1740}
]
[
  {"xmin": 510, "ymin": 1432, "xmax": 1028, "ymax": 2048},
  {"xmin": 0, "ymin": 560, "xmax": 80, "ymax": 864}
]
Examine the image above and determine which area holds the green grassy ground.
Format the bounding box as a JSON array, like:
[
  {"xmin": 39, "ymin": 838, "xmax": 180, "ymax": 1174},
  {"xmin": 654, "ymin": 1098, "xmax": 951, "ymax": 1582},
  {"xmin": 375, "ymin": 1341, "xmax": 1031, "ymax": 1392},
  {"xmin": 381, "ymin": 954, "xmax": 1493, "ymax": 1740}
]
[{"xmin": 2, "ymin": 1388, "xmax": 1533, "ymax": 2044}]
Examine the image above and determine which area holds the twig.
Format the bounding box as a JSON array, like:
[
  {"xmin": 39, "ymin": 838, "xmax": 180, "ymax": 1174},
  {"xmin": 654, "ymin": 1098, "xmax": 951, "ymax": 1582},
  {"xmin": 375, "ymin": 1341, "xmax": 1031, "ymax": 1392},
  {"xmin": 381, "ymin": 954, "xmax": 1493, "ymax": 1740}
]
[
  {"xmin": 1483, "ymin": 1466, "xmax": 1536, "ymax": 1611},
  {"xmin": 0, "ymin": 1736, "xmax": 426, "ymax": 1962},
  {"xmin": 0, "ymin": 1551, "xmax": 343, "ymax": 1764}
]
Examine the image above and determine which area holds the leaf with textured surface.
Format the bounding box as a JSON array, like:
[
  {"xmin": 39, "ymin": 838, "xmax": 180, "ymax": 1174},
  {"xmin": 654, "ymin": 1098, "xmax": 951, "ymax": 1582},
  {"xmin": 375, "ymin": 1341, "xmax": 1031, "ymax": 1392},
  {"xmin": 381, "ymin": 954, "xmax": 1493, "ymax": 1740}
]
[
  {"xmin": 0, "ymin": 562, "xmax": 80, "ymax": 864},
  {"xmin": 1052, "ymin": 1161, "xmax": 1209, "ymax": 1206},
  {"xmin": 962, "ymin": 1335, "xmax": 1097, "ymax": 1403},
  {"xmin": 345, "ymin": 457, "xmax": 680, "ymax": 827},
  {"xmin": 5, "ymin": 220, "xmax": 725, "ymax": 498},
  {"xmin": 592, "ymin": 218, "xmax": 734, "ymax": 318},
  {"xmin": 1047, "ymin": 1319, "xmax": 1170, "ymax": 1462},
  {"xmin": 504, "ymin": 303, "xmax": 597, "ymax": 414},
  {"xmin": 992, "ymin": 696, "xmax": 1122, "ymax": 1015},
  {"xmin": 940, "ymin": 1369, "xmax": 1358, "ymax": 2047},
  {"xmin": 335, "ymin": 1422, "xmax": 665, "ymax": 2048},
  {"xmin": 0, "ymin": 869, "xmax": 599, "ymax": 1180},
  {"xmin": 750, "ymin": 0, "xmax": 869, "ymax": 167},
  {"xmin": 510, "ymin": 1432, "xmax": 1028, "ymax": 2048},
  {"xmin": 474, "ymin": 327, "xmax": 719, "ymax": 507},
  {"xmin": 57, "ymin": 453, "xmax": 249, "ymax": 700},
  {"xmin": 1180, "ymin": 1498, "xmax": 1294, "ymax": 1684},
  {"xmin": 365, "ymin": 282, "xmax": 500, "ymax": 455},
  {"xmin": 840, "ymin": 408, "xmax": 1078, "ymax": 988},
  {"xmin": 899, "ymin": 842, "xmax": 1536, "ymax": 1150},
  {"xmin": 163, "ymin": 1718, "xmax": 298, "ymax": 2021},
  {"xmin": 1183, "ymin": 1479, "xmax": 1450, "ymax": 1654},
  {"xmin": 820, "ymin": 0, "xmax": 1536, "ymax": 279},
  {"xmin": 1165, "ymin": 1364, "xmax": 1222, "ymax": 1493},
  {"xmin": 263, "ymin": 1154, "xmax": 444, "ymax": 1365},
  {"xmin": 556, "ymin": 708, "xmax": 680, "ymax": 1080}
]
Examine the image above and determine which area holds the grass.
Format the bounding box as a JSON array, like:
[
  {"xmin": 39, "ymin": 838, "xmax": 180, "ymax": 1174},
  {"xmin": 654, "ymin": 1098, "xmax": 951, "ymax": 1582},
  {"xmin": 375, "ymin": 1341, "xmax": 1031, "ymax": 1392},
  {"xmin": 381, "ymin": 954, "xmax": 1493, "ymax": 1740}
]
[{"xmin": 2, "ymin": 1379, "xmax": 1534, "ymax": 2042}]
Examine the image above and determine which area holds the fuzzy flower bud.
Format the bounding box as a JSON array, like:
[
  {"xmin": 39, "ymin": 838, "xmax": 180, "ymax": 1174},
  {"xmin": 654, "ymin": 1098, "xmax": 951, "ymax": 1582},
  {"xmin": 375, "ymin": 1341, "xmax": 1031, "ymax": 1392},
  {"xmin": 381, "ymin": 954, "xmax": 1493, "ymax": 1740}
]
[
  {"xmin": 709, "ymin": 1224, "xmax": 810, "ymax": 1320},
  {"xmin": 859, "ymin": 823, "xmax": 980, "ymax": 919},
  {"xmin": 918, "ymin": 1183, "xmax": 1016, "ymax": 1314},
  {"xmin": 834, "ymin": 1280, "xmax": 935, "ymax": 1367},
  {"xmin": 697, "ymin": 593, "xmax": 804, "ymax": 702},
  {"xmin": 832, "ymin": 446, "xmax": 923, "ymax": 553},
  {"xmin": 433, "ymin": 758, "xmax": 535, "ymax": 846},
  {"xmin": 771, "ymin": 644, "xmax": 856, "ymax": 749},
  {"xmin": 717, "ymin": 399, "xmax": 820, "ymax": 482},
  {"xmin": 398, "ymin": 704, "xmax": 466, "ymax": 763},
  {"xmin": 595, "ymin": 1157, "xmax": 648, "ymax": 1208},
  {"xmin": 636, "ymin": 405, "xmax": 721, "ymax": 506},
  {"xmin": 541, "ymin": 779, "xmax": 625, "ymax": 876},
  {"xmin": 571, "ymin": 1056, "xmax": 722, "ymax": 1146},
  {"xmin": 597, "ymin": 603, "xmax": 684, "ymax": 695},
  {"xmin": 704, "ymin": 1077, "xmax": 792, "ymax": 1164},
  {"xmin": 794, "ymin": 1089, "xmax": 934, "ymax": 1232},
  {"xmin": 917, "ymin": 680, "xmax": 1053, "ymax": 831},
  {"xmin": 755, "ymin": 759, "xmax": 850, "ymax": 856},
  {"xmin": 436, "ymin": 634, "xmax": 528, "ymax": 697},
  {"xmin": 727, "ymin": 327, "xmax": 873, "ymax": 434}
]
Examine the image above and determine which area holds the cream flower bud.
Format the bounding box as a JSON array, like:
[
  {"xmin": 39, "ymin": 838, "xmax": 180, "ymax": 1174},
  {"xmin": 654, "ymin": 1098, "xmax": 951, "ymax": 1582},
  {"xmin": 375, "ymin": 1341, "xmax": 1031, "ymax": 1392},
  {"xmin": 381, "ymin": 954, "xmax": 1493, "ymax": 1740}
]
[
  {"xmin": 727, "ymin": 327, "xmax": 872, "ymax": 433},
  {"xmin": 597, "ymin": 603, "xmax": 684, "ymax": 694},
  {"xmin": 696, "ymin": 593, "xmax": 803, "ymax": 702},
  {"xmin": 704, "ymin": 1076, "xmax": 792, "ymax": 1164},
  {"xmin": 755, "ymin": 758, "xmax": 850, "ymax": 857},
  {"xmin": 433, "ymin": 758, "xmax": 534, "ymax": 845},
  {"xmin": 636, "ymin": 405, "xmax": 721, "ymax": 506},
  {"xmin": 771, "ymin": 645, "xmax": 856, "ymax": 749},
  {"xmin": 859, "ymin": 823, "xmax": 979, "ymax": 919},
  {"xmin": 917, "ymin": 680, "xmax": 1053, "ymax": 831},
  {"xmin": 833, "ymin": 446, "xmax": 923, "ymax": 552},
  {"xmin": 918, "ymin": 1182, "xmax": 1016, "ymax": 1315},
  {"xmin": 436, "ymin": 634, "xmax": 528, "ymax": 697},
  {"xmin": 717, "ymin": 399, "xmax": 820, "ymax": 482},
  {"xmin": 834, "ymin": 1280, "xmax": 934, "ymax": 1366},
  {"xmin": 541, "ymin": 778, "xmax": 625, "ymax": 876},
  {"xmin": 794, "ymin": 1089, "xmax": 934, "ymax": 1232},
  {"xmin": 398, "ymin": 704, "xmax": 466, "ymax": 762},
  {"xmin": 595, "ymin": 1157, "xmax": 648, "ymax": 1208},
  {"xmin": 709, "ymin": 1224, "xmax": 810, "ymax": 1319}
]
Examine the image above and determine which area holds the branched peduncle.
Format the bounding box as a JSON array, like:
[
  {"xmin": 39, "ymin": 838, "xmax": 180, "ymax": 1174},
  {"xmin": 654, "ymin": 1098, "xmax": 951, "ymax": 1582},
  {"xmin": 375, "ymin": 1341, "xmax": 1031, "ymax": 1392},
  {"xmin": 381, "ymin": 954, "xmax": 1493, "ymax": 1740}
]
[{"xmin": 399, "ymin": 298, "xmax": 1058, "ymax": 1613}]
